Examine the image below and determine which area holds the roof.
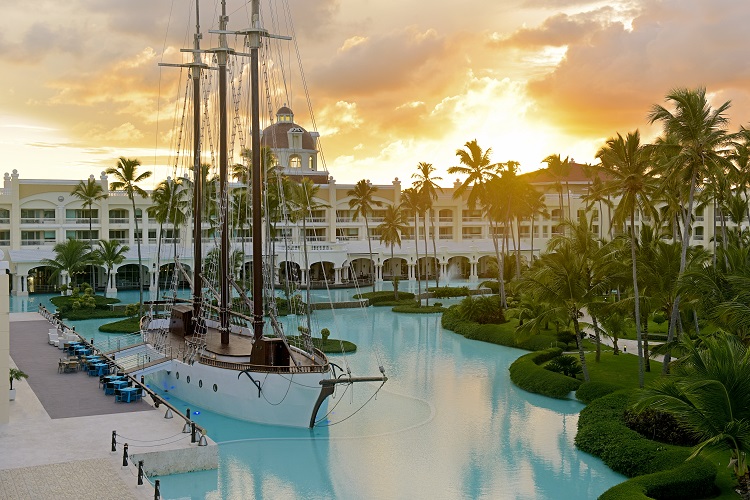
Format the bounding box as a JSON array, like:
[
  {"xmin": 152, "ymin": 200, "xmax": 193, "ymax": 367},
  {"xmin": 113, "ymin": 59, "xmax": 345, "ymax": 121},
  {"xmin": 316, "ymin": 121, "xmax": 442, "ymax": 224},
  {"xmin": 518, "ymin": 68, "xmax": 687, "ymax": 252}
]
[{"xmin": 260, "ymin": 122, "xmax": 317, "ymax": 150}]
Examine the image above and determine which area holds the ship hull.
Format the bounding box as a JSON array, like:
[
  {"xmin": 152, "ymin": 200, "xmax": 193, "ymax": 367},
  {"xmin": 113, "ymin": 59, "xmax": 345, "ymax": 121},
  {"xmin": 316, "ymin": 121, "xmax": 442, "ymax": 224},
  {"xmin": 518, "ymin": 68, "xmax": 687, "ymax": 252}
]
[{"xmin": 150, "ymin": 357, "xmax": 331, "ymax": 428}]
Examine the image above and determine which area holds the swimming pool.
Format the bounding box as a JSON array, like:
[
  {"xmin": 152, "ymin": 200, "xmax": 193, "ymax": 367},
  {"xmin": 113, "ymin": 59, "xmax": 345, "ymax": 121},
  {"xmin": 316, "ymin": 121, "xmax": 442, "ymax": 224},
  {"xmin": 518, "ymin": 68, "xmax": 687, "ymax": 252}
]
[{"xmin": 14, "ymin": 287, "xmax": 624, "ymax": 498}]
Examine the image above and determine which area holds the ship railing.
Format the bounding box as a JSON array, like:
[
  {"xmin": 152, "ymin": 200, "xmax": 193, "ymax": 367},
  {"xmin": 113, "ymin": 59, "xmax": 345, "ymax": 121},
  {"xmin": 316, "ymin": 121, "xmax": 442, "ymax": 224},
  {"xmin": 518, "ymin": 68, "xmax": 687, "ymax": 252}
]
[{"xmin": 199, "ymin": 355, "xmax": 330, "ymax": 374}]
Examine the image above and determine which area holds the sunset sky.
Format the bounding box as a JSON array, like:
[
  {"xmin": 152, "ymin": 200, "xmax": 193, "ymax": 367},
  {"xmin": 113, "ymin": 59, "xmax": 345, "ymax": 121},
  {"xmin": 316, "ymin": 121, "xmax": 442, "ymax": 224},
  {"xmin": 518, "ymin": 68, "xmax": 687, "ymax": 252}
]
[{"xmin": 2, "ymin": 0, "xmax": 749, "ymax": 187}]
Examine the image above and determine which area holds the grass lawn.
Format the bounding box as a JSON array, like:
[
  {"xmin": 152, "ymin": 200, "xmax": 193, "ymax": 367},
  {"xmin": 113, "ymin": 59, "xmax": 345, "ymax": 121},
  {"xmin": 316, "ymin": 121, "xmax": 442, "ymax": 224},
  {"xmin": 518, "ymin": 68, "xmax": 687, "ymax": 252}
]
[
  {"xmin": 583, "ymin": 351, "xmax": 664, "ymax": 389},
  {"xmin": 708, "ymin": 450, "xmax": 743, "ymax": 499}
]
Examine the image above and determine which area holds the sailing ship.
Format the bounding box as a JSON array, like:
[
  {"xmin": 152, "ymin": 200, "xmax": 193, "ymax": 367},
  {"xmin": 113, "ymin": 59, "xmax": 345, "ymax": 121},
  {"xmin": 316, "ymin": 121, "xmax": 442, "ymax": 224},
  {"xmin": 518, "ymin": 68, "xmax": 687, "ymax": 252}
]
[{"xmin": 142, "ymin": 0, "xmax": 386, "ymax": 428}]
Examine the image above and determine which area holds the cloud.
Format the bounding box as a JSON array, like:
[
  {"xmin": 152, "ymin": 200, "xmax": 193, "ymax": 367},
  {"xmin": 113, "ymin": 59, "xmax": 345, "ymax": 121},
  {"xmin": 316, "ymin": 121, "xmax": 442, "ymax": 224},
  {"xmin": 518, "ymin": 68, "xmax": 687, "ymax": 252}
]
[
  {"xmin": 525, "ymin": 0, "xmax": 750, "ymax": 136},
  {"xmin": 0, "ymin": 22, "xmax": 84, "ymax": 64},
  {"xmin": 497, "ymin": 11, "xmax": 612, "ymax": 48}
]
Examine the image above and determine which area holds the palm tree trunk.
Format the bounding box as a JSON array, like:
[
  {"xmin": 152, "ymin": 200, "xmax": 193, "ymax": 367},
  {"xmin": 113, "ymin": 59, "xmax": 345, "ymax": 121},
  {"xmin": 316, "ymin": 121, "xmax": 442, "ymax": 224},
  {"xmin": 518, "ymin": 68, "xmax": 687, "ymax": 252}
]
[
  {"xmin": 414, "ymin": 214, "xmax": 421, "ymax": 303},
  {"xmin": 566, "ymin": 181, "xmax": 572, "ymax": 220},
  {"xmin": 591, "ymin": 315, "xmax": 602, "ymax": 362},
  {"xmin": 530, "ymin": 216, "xmax": 536, "ymax": 264},
  {"xmin": 365, "ymin": 216, "xmax": 375, "ymax": 292},
  {"xmin": 430, "ymin": 210, "xmax": 439, "ymax": 287},
  {"xmin": 514, "ymin": 216, "xmax": 521, "ymax": 278},
  {"xmin": 132, "ymin": 197, "xmax": 144, "ymax": 317},
  {"xmin": 642, "ymin": 309, "xmax": 650, "ymax": 372},
  {"xmin": 631, "ymin": 209, "xmax": 645, "ymax": 388},
  {"xmin": 663, "ymin": 169, "xmax": 698, "ymax": 374},
  {"xmin": 422, "ymin": 214, "xmax": 430, "ymax": 305},
  {"xmin": 493, "ymin": 219, "xmax": 506, "ymax": 308},
  {"xmin": 572, "ymin": 314, "xmax": 590, "ymax": 382}
]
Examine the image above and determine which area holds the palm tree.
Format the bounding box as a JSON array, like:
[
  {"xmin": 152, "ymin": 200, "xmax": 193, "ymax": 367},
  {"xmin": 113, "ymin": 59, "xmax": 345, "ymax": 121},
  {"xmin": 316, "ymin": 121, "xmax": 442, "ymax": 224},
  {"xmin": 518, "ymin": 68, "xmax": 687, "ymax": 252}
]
[
  {"xmin": 347, "ymin": 179, "xmax": 383, "ymax": 291},
  {"xmin": 106, "ymin": 157, "xmax": 152, "ymax": 315},
  {"xmin": 70, "ymin": 176, "xmax": 108, "ymax": 247},
  {"xmin": 92, "ymin": 239, "xmax": 129, "ymax": 292},
  {"xmin": 412, "ymin": 162, "xmax": 443, "ymax": 287},
  {"xmin": 401, "ymin": 187, "xmax": 423, "ymax": 301},
  {"xmin": 649, "ymin": 87, "xmax": 734, "ymax": 369},
  {"xmin": 448, "ymin": 140, "xmax": 500, "ymax": 210},
  {"xmin": 41, "ymin": 239, "xmax": 93, "ymax": 290},
  {"xmin": 148, "ymin": 178, "xmax": 189, "ymax": 287},
  {"xmin": 595, "ymin": 130, "xmax": 657, "ymax": 388},
  {"xmin": 632, "ymin": 333, "xmax": 750, "ymax": 498},
  {"xmin": 377, "ymin": 203, "xmax": 409, "ymax": 279},
  {"xmin": 542, "ymin": 154, "xmax": 572, "ymax": 220}
]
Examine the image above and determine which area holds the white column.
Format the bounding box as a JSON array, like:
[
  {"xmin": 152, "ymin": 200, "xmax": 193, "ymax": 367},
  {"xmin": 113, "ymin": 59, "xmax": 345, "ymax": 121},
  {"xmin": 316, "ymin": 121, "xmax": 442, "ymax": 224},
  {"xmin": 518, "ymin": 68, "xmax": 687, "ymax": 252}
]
[
  {"xmin": 0, "ymin": 271, "xmax": 9, "ymax": 423},
  {"xmin": 408, "ymin": 263, "xmax": 415, "ymax": 280},
  {"xmin": 334, "ymin": 267, "xmax": 342, "ymax": 285},
  {"xmin": 375, "ymin": 264, "xmax": 383, "ymax": 282},
  {"xmin": 469, "ymin": 262, "xmax": 478, "ymax": 281}
]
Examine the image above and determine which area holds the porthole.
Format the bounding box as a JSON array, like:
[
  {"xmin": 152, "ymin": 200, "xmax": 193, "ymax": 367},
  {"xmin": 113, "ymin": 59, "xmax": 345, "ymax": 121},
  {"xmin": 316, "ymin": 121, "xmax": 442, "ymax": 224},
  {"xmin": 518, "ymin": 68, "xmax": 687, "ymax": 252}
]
[
  {"xmin": 176, "ymin": 372, "xmax": 180, "ymax": 380},
  {"xmin": 199, "ymin": 380, "xmax": 203, "ymax": 388},
  {"xmin": 186, "ymin": 376, "xmax": 191, "ymax": 384},
  {"xmin": 213, "ymin": 384, "xmax": 218, "ymax": 392}
]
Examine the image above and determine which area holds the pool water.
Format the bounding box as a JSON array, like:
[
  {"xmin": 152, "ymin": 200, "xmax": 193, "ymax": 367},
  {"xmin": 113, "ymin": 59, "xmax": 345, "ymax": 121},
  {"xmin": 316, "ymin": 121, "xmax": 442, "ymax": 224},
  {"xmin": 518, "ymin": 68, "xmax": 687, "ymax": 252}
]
[{"xmin": 13, "ymin": 286, "xmax": 624, "ymax": 498}]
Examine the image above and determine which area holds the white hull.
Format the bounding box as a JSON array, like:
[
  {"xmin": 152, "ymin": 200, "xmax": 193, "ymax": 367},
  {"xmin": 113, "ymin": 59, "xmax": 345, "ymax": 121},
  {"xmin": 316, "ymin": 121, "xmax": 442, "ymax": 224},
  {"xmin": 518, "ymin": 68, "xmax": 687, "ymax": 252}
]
[{"xmin": 149, "ymin": 356, "xmax": 331, "ymax": 428}]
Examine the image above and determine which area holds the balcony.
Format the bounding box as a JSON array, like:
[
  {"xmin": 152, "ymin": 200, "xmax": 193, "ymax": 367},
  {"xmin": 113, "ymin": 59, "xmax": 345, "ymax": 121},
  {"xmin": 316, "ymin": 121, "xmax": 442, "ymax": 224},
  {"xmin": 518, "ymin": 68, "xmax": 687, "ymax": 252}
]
[
  {"xmin": 21, "ymin": 218, "xmax": 56, "ymax": 224},
  {"xmin": 336, "ymin": 235, "xmax": 359, "ymax": 241},
  {"xmin": 307, "ymin": 217, "xmax": 326, "ymax": 224},
  {"xmin": 462, "ymin": 217, "xmax": 483, "ymax": 222},
  {"xmin": 66, "ymin": 218, "xmax": 100, "ymax": 224},
  {"xmin": 693, "ymin": 234, "xmax": 704, "ymax": 241},
  {"xmin": 439, "ymin": 234, "xmax": 453, "ymax": 240},
  {"xmin": 0, "ymin": 240, "xmax": 9, "ymax": 246},
  {"xmin": 21, "ymin": 239, "xmax": 56, "ymax": 246},
  {"xmin": 110, "ymin": 238, "xmax": 129, "ymax": 245},
  {"xmin": 109, "ymin": 218, "xmax": 129, "ymax": 224},
  {"xmin": 0, "ymin": 218, "xmax": 8, "ymax": 224},
  {"xmin": 438, "ymin": 217, "xmax": 453, "ymax": 223},
  {"xmin": 462, "ymin": 234, "xmax": 482, "ymax": 240},
  {"xmin": 336, "ymin": 217, "xmax": 353, "ymax": 223}
]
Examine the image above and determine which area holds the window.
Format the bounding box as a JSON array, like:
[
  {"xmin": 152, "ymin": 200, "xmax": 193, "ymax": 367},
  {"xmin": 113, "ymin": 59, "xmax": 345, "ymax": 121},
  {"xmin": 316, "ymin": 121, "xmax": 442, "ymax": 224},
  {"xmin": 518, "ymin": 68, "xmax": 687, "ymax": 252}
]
[
  {"xmin": 462, "ymin": 227, "xmax": 482, "ymax": 239},
  {"xmin": 21, "ymin": 230, "xmax": 56, "ymax": 245},
  {"xmin": 304, "ymin": 228, "xmax": 326, "ymax": 241},
  {"xmin": 0, "ymin": 230, "xmax": 9, "ymax": 245},
  {"xmin": 438, "ymin": 227, "xmax": 453, "ymax": 240},
  {"xmin": 519, "ymin": 226, "xmax": 530, "ymax": 238},
  {"xmin": 109, "ymin": 230, "xmax": 128, "ymax": 243},
  {"xmin": 66, "ymin": 230, "xmax": 98, "ymax": 240},
  {"xmin": 462, "ymin": 210, "xmax": 482, "ymax": 222},
  {"xmin": 336, "ymin": 228, "xmax": 358, "ymax": 241},
  {"xmin": 21, "ymin": 209, "xmax": 55, "ymax": 223},
  {"xmin": 290, "ymin": 155, "xmax": 301, "ymax": 168},
  {"xmin": 109, "ymin": 209, "xmax": 129, "ymax": 223},
  {"xmin": 543, "ymin": 226, "xmax": 549, "ymax": 237},
  {"xmin": 0, "ymin": 208, "xmax": 9, "ymax": 223},
  {"xmin": 438, "ymin": 209, "xmax": 453, "ymax": 223},
  {"xmin": 135, "ymin": 209, "xmax": 142, "ymax": 221}
]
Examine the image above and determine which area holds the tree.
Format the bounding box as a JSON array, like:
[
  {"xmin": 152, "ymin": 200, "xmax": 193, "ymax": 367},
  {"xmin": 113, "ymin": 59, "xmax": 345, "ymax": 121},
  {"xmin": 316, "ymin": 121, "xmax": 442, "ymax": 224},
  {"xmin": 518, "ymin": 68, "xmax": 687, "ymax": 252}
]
[
  {"xmin": 70, "ymin": 176, "xmax": 108, "ymax": 247},
  {"xmin": 412, "ymin": 162, "xmax": 443, "ymax": 287},
  {"xmin": 348, "ymin": 179, "xmax": 383, "ymax": 291},
  {"xmin": 596, "ymin": 130, "xmax": 657, "ymax": 388},
  {"xmin": 649, "ymin": 87, "xmax": 734, "ymax": 370},
  {"xmin": 106, "ymin": 157, "xmax": 152, "ymax": 316},
  {"xmin": 148, "ymin": 177, "xmax": 189, "ymax": 286},
  {"xmin": 632, "ymin": 333, "xmax": 750, "ymax": 498},
  {"xmin": 448, "ymin": 140, "xmax": 500, "ymax": 210},
  {"xmin": 41, "ymin": 238, "xmax": 93, "ymax": 289},
  {"xmin": 401, "ymin": 187, "xmax": 424, "ymax": 302},
  {"xmin": 377, "ymin": 203, "xmax": 409, "ymax": 279},
  {"xmin": 92, "ymin": 239, "xmax": 130, "ymax": 292},
  {"xmin": 542, "ymin": 154, "xmax": 572, "ymax": 221}
]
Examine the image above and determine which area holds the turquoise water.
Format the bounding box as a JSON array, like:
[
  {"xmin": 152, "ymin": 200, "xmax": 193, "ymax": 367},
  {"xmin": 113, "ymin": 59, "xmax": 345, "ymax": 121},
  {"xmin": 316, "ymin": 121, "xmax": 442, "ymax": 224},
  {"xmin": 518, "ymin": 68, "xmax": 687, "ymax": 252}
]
[{"xmin": 12, "ymin": 287, "xmax": 624, "ymax": 498}]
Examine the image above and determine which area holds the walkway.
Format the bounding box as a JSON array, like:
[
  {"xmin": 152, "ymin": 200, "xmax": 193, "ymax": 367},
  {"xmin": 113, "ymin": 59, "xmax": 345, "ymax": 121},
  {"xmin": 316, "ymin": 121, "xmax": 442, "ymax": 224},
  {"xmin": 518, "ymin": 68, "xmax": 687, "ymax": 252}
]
[
  {"xmin": 580, "ymin": 311, "xmax": 666, "ymax": 362},
  {"xmin": 1, "ymin": 312, "xmax": 216, "ymax": 499}
]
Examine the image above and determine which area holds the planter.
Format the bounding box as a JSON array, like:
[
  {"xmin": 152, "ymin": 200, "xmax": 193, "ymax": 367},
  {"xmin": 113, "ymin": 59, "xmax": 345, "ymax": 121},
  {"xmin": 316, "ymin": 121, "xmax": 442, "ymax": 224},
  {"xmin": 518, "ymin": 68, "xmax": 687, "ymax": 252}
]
[{"xmin": 9, "ymin": 389, "xmax": 16, "ymax": 401}]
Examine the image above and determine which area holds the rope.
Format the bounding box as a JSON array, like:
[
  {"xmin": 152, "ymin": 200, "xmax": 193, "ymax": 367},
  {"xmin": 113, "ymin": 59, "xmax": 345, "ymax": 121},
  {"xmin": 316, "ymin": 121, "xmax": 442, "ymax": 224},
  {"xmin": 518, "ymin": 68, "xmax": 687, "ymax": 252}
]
[
  {"xmin": 315, "ymin": 380, "xmax": 387, "ymax": 427},
  {"xmin": 115, "ymin": 431, "xmax": 186, "ymax": 443},
  {"xmin": 115, "ymin": 434, "xmax": 190, "ymax": 448}
]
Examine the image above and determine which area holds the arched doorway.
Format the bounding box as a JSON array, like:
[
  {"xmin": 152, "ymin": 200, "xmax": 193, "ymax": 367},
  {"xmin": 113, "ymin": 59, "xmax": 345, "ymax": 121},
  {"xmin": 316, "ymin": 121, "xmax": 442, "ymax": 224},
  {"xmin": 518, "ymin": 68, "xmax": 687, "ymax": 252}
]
[
  {"xmin": 116, "ymin": 264, "xmax": 147, "ymax": 290},
  {"xmin": 27, "ymin": 266, "xmax": 57, "ymax": 294},
  {"xmin": 447, "ymin": 256, "xmax": 470, "ymax": 279},
  {"xmin": 382, "ymin": 257, "xmax": 407, "ymax": 279},
  {"xmin": 309, "ymin": 261, "xmax": 334, "ymax": 283}
]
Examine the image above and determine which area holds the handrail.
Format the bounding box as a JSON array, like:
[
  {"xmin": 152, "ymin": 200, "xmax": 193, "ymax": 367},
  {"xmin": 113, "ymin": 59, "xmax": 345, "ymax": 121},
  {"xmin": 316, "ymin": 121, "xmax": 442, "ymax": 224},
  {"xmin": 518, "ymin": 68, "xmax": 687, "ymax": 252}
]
[{"xmin": 199, "ymin": 355, "xmax": 329, "ymax": 373}]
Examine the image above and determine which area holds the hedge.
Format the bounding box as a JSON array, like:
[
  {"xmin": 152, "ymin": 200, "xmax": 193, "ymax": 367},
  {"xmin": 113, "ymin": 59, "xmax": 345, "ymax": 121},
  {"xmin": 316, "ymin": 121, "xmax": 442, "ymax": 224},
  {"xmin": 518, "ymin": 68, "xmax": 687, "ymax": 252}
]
[
  {"xmin": 442, "ymin": 306, "xmax": 558, "ymax": 351},
  {"xmin": 99, "ymin": 317, "xmax": 140, "ymax": 333},
  {"xmin": 391, "ymin": 304, "xmax": 447, "ymax": 314},
  {"xmin": 576, "ymin": 390, "xmax": 717, "ymax": 499},
  {"xmin": 575, "ymin": 381, "xmax": 623, "ymax": 404},
  {"xmin": 353, "ymin": 291, "xmax": 415, "ymax": 306},
  {"xmin": 426, "ymin": 286, "xmax": 471, "ymax": 298},
  {"xmin": 509, "ymin": 348, "xmax": 582, "ymax": 398}
]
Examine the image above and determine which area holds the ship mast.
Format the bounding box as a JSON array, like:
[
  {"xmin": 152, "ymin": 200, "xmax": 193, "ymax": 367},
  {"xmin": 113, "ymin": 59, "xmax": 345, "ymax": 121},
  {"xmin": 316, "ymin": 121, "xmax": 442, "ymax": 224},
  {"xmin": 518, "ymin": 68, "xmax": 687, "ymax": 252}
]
[
  {"xmin": 249, "ymin": 0, "xmax": 264, "ymax": 341},
  {"xmin": 217, "ymin": 0, "xmax": 231, "ymax": 344}
]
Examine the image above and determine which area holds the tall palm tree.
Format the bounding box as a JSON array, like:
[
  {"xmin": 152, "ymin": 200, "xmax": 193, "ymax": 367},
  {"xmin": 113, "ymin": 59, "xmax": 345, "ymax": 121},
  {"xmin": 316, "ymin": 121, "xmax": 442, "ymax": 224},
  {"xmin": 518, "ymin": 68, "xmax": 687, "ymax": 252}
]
[
  {"xmin": 377, "ymin": 203, "xmax": 409, "ymax": 279},
  {"xmin": 412, "ymin": 162, "xmax": 443, "ymax": 287},
  {"xmin": 596, "ymin": 130, "xmax": 657, "ymax": 388},
  {"xmin": 70, "ymin": 177, "xmax": 108, "ymax": 247},
  {"xmin": 448, "ymin": 140, "xmax": 500, "ymax": 210},
  {"xmin": 106, "ymin": 157, "xmax": 152, "ymax": 315},
  {"xmin": 401, "ymin": 187, "xmax": 423, "ymax": 301},
  {"xmin": 542, "ymin": 154, "xmax": 572, "ymax": 221},
  {"xmin": 148, "ymin": 178, "xmax": 189, "ymax": 287},
  {"xmin": 632, "ymin": 333, "xmax": 750, "ymax": 498},
  {"xmin": 347, "ymin": 179, "xmax": 383, "ymax": 291},
  {"xmin": 41, "ymin": 238, "xmax": 93, "ymax": 290},
  {"xmin": 92, "ymin": 239, "xmax": 129, "ymax": 292},
  {"xmin": 649, "ymin": 87, "xmax": 734, "ymax": 369}
]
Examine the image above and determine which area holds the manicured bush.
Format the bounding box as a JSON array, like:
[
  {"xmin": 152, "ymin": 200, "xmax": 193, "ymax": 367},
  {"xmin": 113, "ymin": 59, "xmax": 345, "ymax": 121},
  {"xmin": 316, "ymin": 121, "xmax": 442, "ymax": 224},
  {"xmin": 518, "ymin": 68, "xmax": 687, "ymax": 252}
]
[
  {"xmin": 623, "ymin": 408, "xmax": 699, "ymax": 447},
  {"xmin": 575, "ymin": 381, "xmax": 623, "ymax": 404},
  {"xmin": 427, "ymin": 286, "xmax": 471, "ymax": 298},
  {"xmin": 509, "ymin": 348, "xmax": 582, "ymax": 398},
  {"xmin": 99, "ymin": 317, "xmax": 141, "ymax": 333},
  {"xmin": 354, "ymin": 291, "xmax": 415, "ymax": 306},
  {"xmin": 479, "ymin": 280, "xmax": 499, "ymax": 293},
  {"xmin": 282, "ymin": 335, "xmax": 357, "ymax": 353},
  {"xmin": 545, "ymin": 355, "xmax": 582, "ymax": 378},
  {"xmin": 391, "ymin": 303, "xmax": 446, "ymax": 314},
  {"xmin": 576, "ymin": 390, "xmax": 718, "ymax": 499},
  {"xmin": 64, "ymin": 309, "xmax": 128, "ymax": 321}
]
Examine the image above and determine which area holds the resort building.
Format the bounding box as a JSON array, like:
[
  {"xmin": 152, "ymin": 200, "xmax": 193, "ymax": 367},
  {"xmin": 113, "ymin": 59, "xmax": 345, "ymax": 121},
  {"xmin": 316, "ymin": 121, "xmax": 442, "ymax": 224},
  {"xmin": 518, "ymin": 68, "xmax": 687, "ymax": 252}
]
[{"xmin": 0, "ymin": 108, "xmax": 727, "ymax": 296}]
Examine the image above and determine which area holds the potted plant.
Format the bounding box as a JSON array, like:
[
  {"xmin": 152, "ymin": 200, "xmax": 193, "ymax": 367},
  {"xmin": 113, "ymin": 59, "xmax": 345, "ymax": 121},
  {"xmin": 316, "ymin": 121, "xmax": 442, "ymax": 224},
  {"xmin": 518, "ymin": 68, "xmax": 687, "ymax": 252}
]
[{"xmin": 9, "ymin": 368, "xmax": 29, "ymax": 401}]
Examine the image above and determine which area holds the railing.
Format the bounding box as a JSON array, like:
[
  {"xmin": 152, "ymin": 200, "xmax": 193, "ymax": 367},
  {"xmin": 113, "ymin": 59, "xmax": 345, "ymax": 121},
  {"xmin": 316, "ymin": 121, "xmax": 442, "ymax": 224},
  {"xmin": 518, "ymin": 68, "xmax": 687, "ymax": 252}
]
[
  {"xmin": 438, "ymin": 217, "xmax": 453, "ymax": 223},
  {"xmin": 336, "ymin": 235, "xmax": 358, "ymax": 241},
  {"xmin": 336, "ymin": 217, "xmax": 353, "ymax": 223},
  {"xmin": 21, "ymin": 239, "xmax": 56, "ymax": 246},
  {"xmin": 307, "ymin": 217, "xmax": 326, "ymax": 223},
  {"xmin": 0, "ymin": 239, "xmax": 9, "ymax": 246},
  {"xmin": 20, "ymin": 217, "xmax": 56, "ymax": 224},
  {"xmin": 66, "ymin": 218, "xmax": 100, "ymax": 224},
  {"xmin": 109, "ymin": 218, "xmax": 129, "ymax": 224},
  {"xmin": 199, "ymin": 355, "xmax": 329, "ymax": 373},
  {"xmin": 0, "ymin": 218, "xmax": 9, "ymax": 224},
  {"xmin": 110, "ymin": 238, "xmax": 129, "ymax": 245},
  {"xmin": 370, "ymin": 217, "xmax": 385, "ymax": 223},
  {"xmin": 462, "ymin": 234, "xmax": 482, "ymax": 240},
  {"xmin": 693, "ymin": 234, "xmax": 704, "ymax": 241},
  {"xmin": 438, "ymin": 234, "xmax": 453, "ymax": 240},
  {"xmin": 695, "ymin": 216, "xmax": 704, "ymax": 222},
  {"xmin": 462, "ymin": 217, "xmax": 483, "ymax": 222},
  {"xmin": 304, "ymin": 236, "xmax": 326, "ymax": 242}
]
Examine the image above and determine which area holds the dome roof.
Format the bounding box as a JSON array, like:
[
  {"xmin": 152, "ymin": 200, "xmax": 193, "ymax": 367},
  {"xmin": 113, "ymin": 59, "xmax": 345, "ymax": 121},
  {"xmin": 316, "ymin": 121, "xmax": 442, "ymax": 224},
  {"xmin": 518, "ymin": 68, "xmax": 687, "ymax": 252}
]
[
  {"xmin": 261, "ymin": 122, "xmax": 316, "ymax": 150},
  {"xmin": 276, "ymin": 105, "xmax": 293, "ymax": 116}
]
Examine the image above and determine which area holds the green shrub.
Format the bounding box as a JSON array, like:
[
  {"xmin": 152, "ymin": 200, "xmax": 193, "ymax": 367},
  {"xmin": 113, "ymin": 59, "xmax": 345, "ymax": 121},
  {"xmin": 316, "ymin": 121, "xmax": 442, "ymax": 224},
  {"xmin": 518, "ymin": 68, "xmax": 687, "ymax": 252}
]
[
  {"xmin": 545, "ymin": 355, "xmax": 582, "ymax": 378},
  {"xmin": 354, "ymin": 291, "xmax": 416, "ymax": 306},
  {"xmin": 479, "ymin": 280, "xmax": 499, "ymax": 293},
  {"xmin": 509, "ymin": 348, "xmax": 582, "ymax": 398},
  {"xmin": 575, "ymin": 381, "xmax": 622, "ymax": 404},
  {"xmin": 99, "ymin": 317, "xmax": 141, "ymax": 333},
  {"xmin": 623, "ymin": 408, "xmax": 699, "ymax": 447},
  {"xmin": 282, "ymin": 335, "xmax": 357, "ymax": 353},
  {"xmin": 576, "ymin": 390, "xmax": 718, "ymax": 499},
  {"xmin": 427, "ymin": 286, "xmax": 471, "ymax": 298},
  {"xmin": 392, "ymin": 303, "xmax": 446, "ymax": 314}
]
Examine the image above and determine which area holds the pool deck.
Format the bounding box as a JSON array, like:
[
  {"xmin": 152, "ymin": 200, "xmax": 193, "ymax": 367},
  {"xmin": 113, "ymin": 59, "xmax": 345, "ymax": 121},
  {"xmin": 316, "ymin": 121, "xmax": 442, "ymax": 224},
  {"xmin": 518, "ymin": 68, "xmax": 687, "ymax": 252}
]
[{"xmin": 1, "ymin": 312, "xmax": 218, "ymax": 499}]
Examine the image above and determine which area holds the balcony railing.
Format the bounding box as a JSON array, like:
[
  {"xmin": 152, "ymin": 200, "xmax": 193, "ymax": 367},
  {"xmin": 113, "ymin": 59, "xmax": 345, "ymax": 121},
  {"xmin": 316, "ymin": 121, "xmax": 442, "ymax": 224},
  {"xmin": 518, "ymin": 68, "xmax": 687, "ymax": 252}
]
[
  {"xmin": 336, "ymin": 217, "xmax": 353, "ymax": 223},
  {"xmin": 462, "ymin": 234, "xmax": 482, "ymax": 240},
  {"xmin": 21, "ymin": 239, "xmax": 56, "ymax": 246},
  {"xmin": 439, "ymin": 234, "xmax": 453, "ymax": 240},
  {"xmin": 66, "ymin": 218, "xmax": 100, "ymax": 224},
  {"xmin": 0, "ymin": 240, "xmax": 9, "ymax": 246},
  {"xmin": 0, "ymin": 218, "xmax": 9, "ymax": 224},
  {"xmin": 439, "ymin": 217, "xmax": 453, "ymax": 223},
  {"xmin": 693, "ymin": 234, "xmax": 704, "ymax": 241},
  {"xmin": 462, "ymin": 216, "xmax": 483, "ymax": 222},
  {"xmin": 109, "ymin": 218, "xmax": 129, "ymax": 224},
  {"xmin": 307, "ymin": 217, "xmax": 326, "ymax": 223},
  {"xmin": 21, "ymin": 218, "xmax": 56, "ymax": 224},
  {"xmin": 336, "ymin": 235, "xmax": 359, "ymax": 241},
  {"xmin": 110, "ymin": 238, "xmax": 129, "ymax": 245}
]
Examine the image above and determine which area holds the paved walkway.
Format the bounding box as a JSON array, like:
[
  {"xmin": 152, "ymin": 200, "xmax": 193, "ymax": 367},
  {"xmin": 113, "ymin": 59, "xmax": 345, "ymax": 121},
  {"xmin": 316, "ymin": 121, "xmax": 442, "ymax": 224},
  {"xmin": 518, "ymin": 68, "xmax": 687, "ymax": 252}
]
[
  {"xmin": 580, "ymin": 311, "xmax": 667, "ymax": 362},
  {"xmin": 2, "ymin": 312, "xmax": 213, "ymax": 499}
]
